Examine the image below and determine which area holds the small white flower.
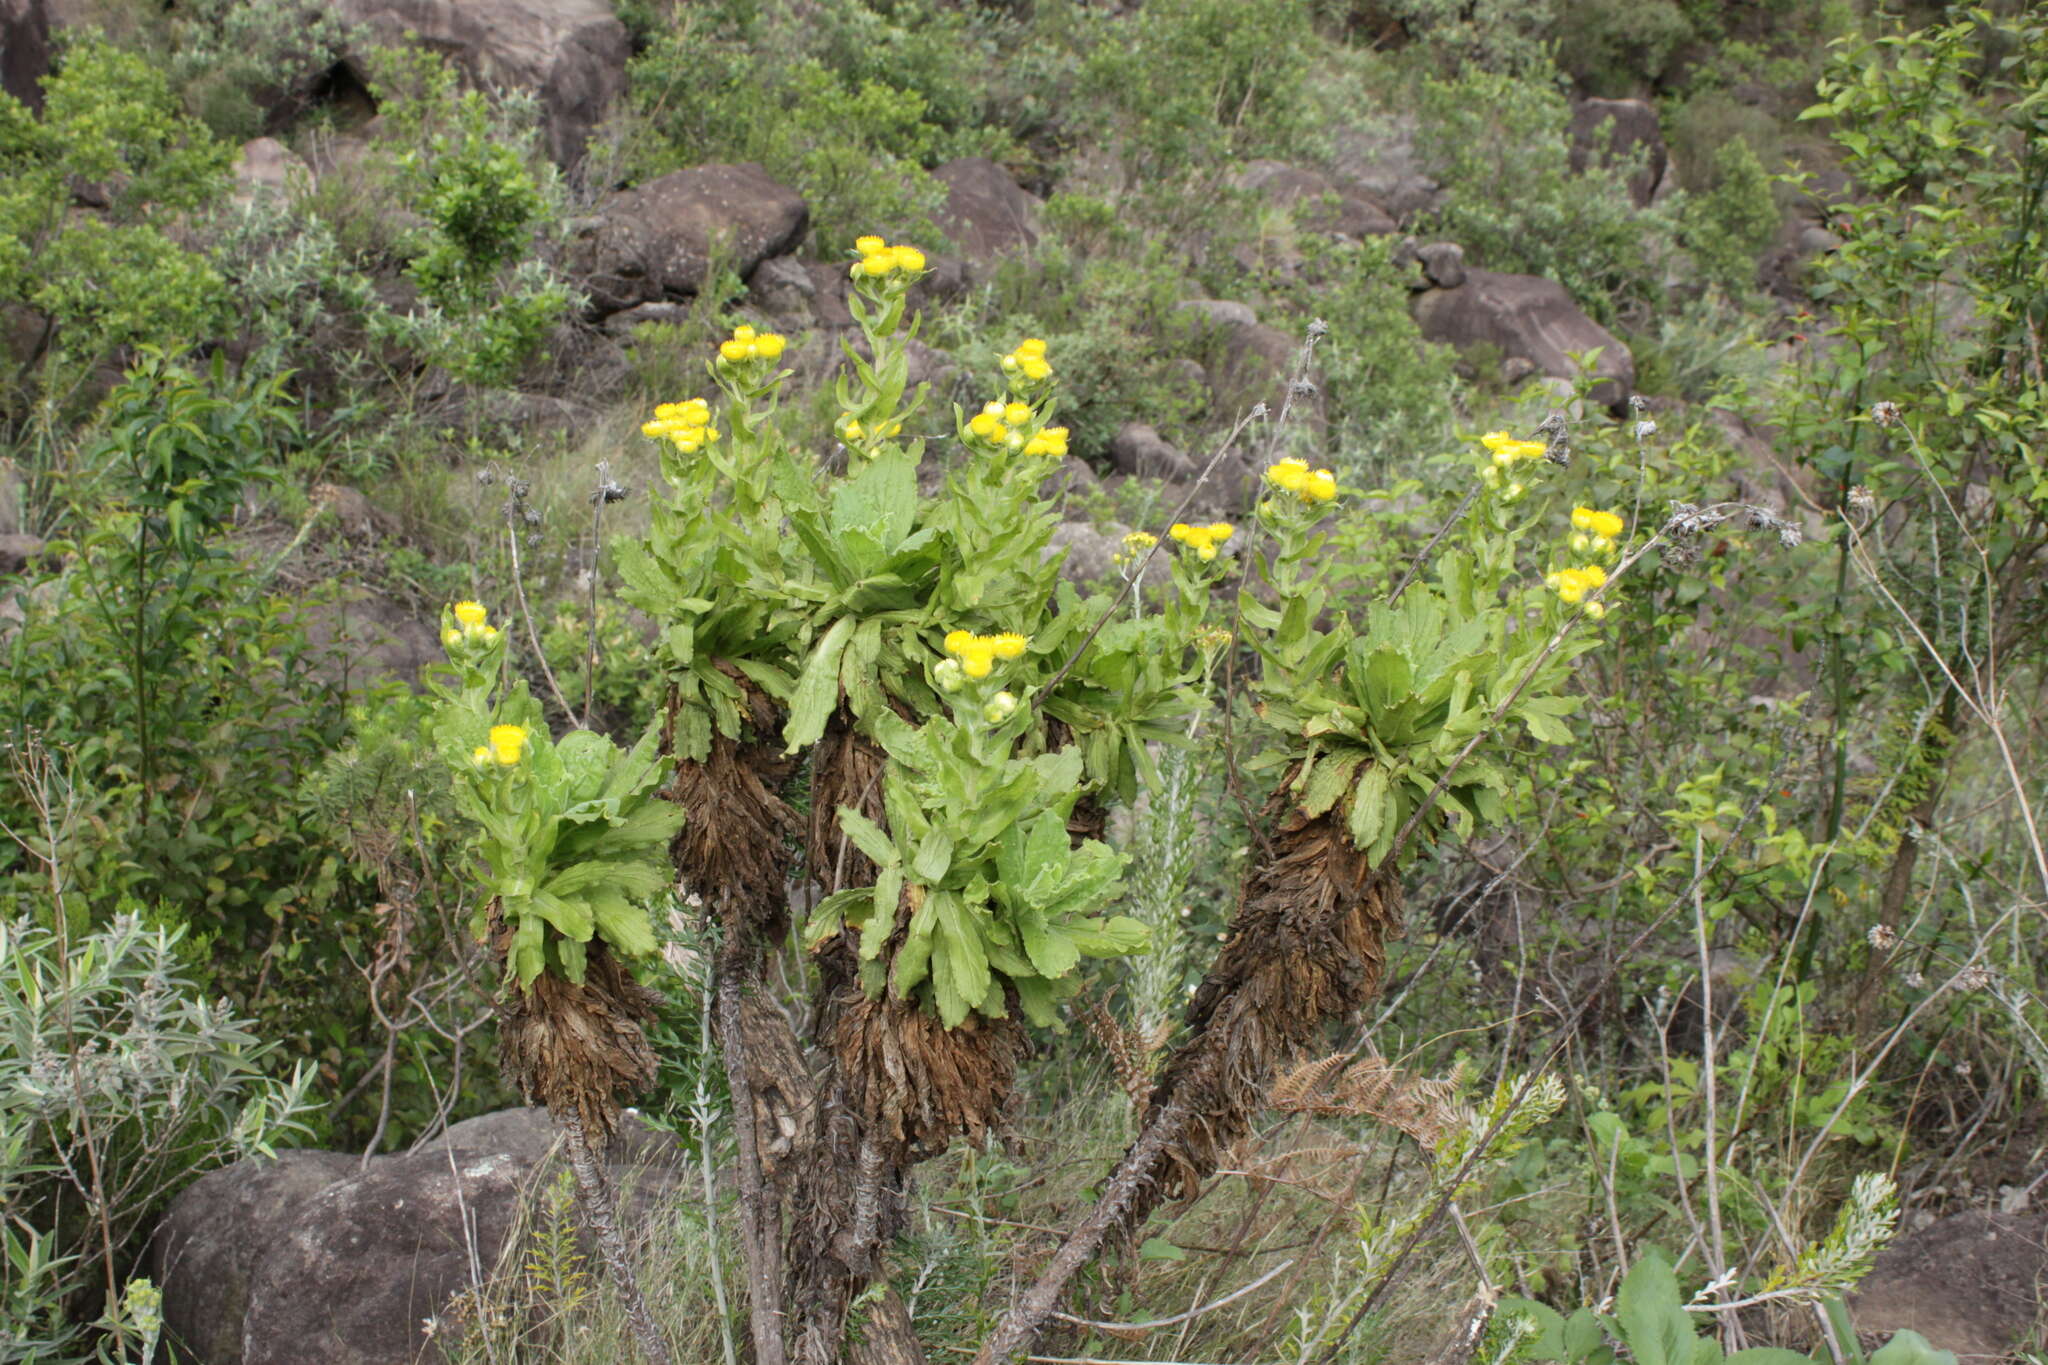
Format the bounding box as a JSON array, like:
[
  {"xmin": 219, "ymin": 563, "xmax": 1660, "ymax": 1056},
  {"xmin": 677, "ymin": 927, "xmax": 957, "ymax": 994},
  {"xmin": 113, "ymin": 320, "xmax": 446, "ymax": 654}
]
[{"xmin": 1633, "ymin": 419, "xmax": 1658, "ymax": 440}]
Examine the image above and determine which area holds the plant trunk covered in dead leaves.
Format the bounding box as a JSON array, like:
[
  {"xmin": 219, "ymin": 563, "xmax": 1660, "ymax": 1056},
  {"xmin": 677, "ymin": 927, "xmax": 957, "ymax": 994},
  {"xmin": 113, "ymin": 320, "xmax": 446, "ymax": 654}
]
[
  {"xmin": 668, "ymin": 703, "xmax": 971, "ymax": 1365},
  {"xmin": 1142, "ymin": 797, "xmax": 1400, "ymax": 1214},
  {"xmin": 974, "ymin": 783, "xmax": 1403, "ymax": 1365},
  {"xmin": 492, "ymin": 909, "xmax": 662, "ymax": 1141}
]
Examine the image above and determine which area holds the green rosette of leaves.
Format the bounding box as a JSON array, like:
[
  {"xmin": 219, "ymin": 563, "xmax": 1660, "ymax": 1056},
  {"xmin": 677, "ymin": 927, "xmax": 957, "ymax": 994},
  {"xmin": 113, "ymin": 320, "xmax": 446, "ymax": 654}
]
[
  {"xmin": 428, "ymin": 601, "xmax": 684, "ymax": 987},
  {"xmin": 802, "ymin": 702, "xmax": 1148, "ymax": 1030}
]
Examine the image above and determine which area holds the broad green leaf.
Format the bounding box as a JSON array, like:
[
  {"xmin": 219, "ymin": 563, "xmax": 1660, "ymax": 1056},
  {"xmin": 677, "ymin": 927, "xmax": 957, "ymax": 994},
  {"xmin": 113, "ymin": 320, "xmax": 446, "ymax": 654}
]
[{"xmin": 784, "ymin": 614, "xmax": 858, "ymax": 752}]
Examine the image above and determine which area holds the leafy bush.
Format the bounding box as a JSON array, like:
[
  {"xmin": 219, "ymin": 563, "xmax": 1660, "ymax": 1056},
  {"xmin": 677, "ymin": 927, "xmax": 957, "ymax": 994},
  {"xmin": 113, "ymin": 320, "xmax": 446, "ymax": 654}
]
[
  {"xmin": 0, "ymin": 911, "xmax": 314, "ymax": 1363},
  {"xmin": 0, "ymin": 37, "xmax": 230, "ymax": 426},
  {"xmin": 0, "ymin": 356, "xmax": 359, "ymax": 1028},
  {"xmin": 1415, "ymin": 68, "xmax": 1673, "ymax": 324}
]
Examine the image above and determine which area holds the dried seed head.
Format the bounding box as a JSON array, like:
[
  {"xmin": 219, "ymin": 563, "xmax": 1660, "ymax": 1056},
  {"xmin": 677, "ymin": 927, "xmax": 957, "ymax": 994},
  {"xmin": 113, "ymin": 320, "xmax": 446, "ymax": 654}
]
[
  {"xmin": 1867, "ymin": 924, "xmax": 1898, "ymax": 951},
  {"xmin": 1847, "ymin": 485, "xmax": 1876, "ymax": 517},
  {"xmin": 1871, "ymin": 400, "xmax": 1902, "ymax": 428}
]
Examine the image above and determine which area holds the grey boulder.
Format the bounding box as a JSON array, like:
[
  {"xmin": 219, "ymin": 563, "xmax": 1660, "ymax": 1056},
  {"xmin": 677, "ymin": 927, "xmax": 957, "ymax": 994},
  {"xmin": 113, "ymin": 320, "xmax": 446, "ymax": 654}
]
[
  {"xmin": 575, "ymin": 163, "xmax": 809, "ymax": 316},
  {"xmin": 1411, "ymin": 269, "xmax": 1634, "ymax": 408}
]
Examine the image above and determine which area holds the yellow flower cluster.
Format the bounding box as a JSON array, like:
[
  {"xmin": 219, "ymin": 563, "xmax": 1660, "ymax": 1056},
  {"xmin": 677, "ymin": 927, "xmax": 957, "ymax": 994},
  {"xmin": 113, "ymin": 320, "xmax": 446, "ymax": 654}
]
[
  {"xmin": 717, "ymin": 324, "xmax": 786, "ymax": 364},
  {"xmin": 442, "ymin": 600, "xmax": 500, "ymax": 649},
  {"xmin": 1111, "ymin": 529, "xmax": 1158, "ymax": 567},
  {"xmin": 1266, "ymin": 458, "xmax": 1338, "ymax": 503},
  {"xmin": 1570, "ymin": 506, "xmax": 1625, "ymax": 555},
  {"xmin": 1480, "ymin": 430, "xmax": 1547, "ymax": 465},
  {"xmin": 1169, "ymin": 521, "xmax": 1236, "ymax": 561},
  {"xmin": 1545, "ymin": 564, "xmax": 1609, "ymax": 618},
  {"xmin": 852, "ymin": 235, "xmax": 926, "ymax": 278},
  {"xmin": 943, "ymin": 628, "xmax": 1029, "ymax": 679},
  {"xmin": 642, "ymin": 398, "xmax": 720, "ymax": 453},
  {"xmin": 999, "ymin": 337, "xmax": 1052, "ymax": 383},
  {"xmin": 1190, "ymin": 625, "xmax": 1233, "ymax": 652},
  {"xmin": 472, "ymin": 723, "xmax": 529, "ymax": 768},
  {"xmin": 968, "ymin": 399, "xmax": 1035, "ymax": 443}
]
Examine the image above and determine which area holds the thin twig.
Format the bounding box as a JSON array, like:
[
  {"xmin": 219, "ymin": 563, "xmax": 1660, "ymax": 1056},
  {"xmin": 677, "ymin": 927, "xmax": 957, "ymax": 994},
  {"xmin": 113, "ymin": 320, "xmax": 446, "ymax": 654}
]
[{"xmin": 1050, "ymin": 1258, "xmax": 1297, "ymax": 1333}]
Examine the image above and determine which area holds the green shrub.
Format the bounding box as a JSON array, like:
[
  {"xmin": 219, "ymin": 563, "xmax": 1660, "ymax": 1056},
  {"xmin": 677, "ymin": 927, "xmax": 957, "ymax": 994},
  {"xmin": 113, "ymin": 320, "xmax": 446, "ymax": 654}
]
[
  {"xmin": 1415, "ymin": 67, "xmax": 1671, "ymax": 324},
  {"xmin": 1678, "ymin": 137, "xmax": 1779, "ymax": 298},
  {"xmin": 0, "ymin": 911, "xmax": 314, "ymax": 1362},
  {"xmin": 0, "ymin": 36, "xmax": 231, "ymax": 427}
]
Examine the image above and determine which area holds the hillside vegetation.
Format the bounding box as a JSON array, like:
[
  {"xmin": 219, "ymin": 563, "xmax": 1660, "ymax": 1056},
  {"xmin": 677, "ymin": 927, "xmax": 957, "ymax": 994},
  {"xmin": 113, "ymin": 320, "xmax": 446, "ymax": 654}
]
[{"xmin": 3, "ymin": 1, "xmax": 2046, "ymax": 1362}]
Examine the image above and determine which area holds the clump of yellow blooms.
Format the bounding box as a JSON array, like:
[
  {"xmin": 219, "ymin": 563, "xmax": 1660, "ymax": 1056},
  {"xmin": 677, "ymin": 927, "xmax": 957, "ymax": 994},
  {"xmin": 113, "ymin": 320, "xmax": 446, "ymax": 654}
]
[
  {"xmin": 1570, "ymin": 506, "xmax": 1626, "ymax": 556},
  {"xmin": 1112, "ymin": 529, "xmax": 1158, "ymax": 568},
  {"xmin": 487, "ymin": 724, "xmax": 528, "ymax": 766},
  {"xmin": 1169, "ymin": 521, "xmax": 1236, "ymax": 562},
  {"xmin": 1479, "ymin": 430, "xmax": 1547, "ymax": 465},
  {"xmin": 1190, "ymin": 625, "xmax": 1233, "ymax": 652},
  {"xmin": 716, "ymin": 324, "xmax": 787, "ymax": 365},
  {"xmin": 1477, "ymin": 429, "xmax": 1547, "ymax": 499},
  {"xmin": 443, "ymin": 600, "xmax": 500, "ymax": 649},
  {"xmin": 1022, "ymin": 425, "xmax": 1068, "ymax": 457},
  {"xmin": 1545, "ymin": 564, "xmax": 1610, "ymax": 619},
  {"xmin": 641, "ymin": 398, "xmax": 720, "ymax": 453},
  {"xmin": 1265, "ymin": 458, "xmax": 1339, "ymax": 504},
  {"xmin": 852, "ymin": 235, "xmax": 927, "ymax": 279},
  {"xmin": 941, "ymin": 629, "xmax": 1030, "ymax": 681},
  {"xmin": 1000, "ymin": 337, "xmax": 1052, "ymax": 384}
]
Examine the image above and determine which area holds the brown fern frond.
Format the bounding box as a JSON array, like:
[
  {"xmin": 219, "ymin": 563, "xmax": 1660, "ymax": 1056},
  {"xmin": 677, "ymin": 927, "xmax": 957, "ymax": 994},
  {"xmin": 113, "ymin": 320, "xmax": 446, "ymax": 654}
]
[
  {"xmin": 1267, "ymin": 1053, "xmax": 1468, "ymax": 1153},
  {"xmin": 1270, "ymin": 1052, "xmax": 1354, "ymax": 1108}
]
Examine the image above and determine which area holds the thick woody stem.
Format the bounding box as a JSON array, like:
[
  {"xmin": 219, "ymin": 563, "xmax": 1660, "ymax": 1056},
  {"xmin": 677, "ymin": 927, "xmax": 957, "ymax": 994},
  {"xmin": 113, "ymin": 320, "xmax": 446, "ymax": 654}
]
[
  {"xmin": 718, "ymin": 960, "xmax": 790, "ymax": 1365},
  {"xmin": 969, "ymin": 1085, "xmax": 1201, "ymax": 1365},
  {"xmin": 558, "ymin": 1107, "xmax": 673, "ymax": 1365}
]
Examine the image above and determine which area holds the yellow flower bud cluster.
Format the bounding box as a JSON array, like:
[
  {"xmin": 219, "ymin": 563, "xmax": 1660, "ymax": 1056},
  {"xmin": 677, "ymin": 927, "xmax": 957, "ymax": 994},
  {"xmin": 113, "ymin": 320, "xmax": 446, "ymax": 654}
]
[
  {"xmin": 473, "ymin": 723, "xmax": 528, "ymax": 768},
  {"xmin": 1265, "ymin": 458, "xmax": 1338, "ymax": 503},
  {"xmin": 1569, "ymin": 506, "xmax": 1626, "ymax": 556},
  {"xmin": 1190, "ymin": 625, "xmax": 1233, "ymax": 652},
  {"xmin": 1477, "ymin": 430, "xmax": 1546, "ymax": 497},
  {"xmin": 641, "ymin": 398, "xmax": 720, "ymax": 453},
  {"xmin": 1169, "ymin": 521, "xmax": 1236, "ymax": 562},
  {"xmin": 1023, "ymin": 425, "xmax": 1068, "ymax": 457},
  {"xmin": 852, "ymin": 235, "xmax": 926, "ymax": 279},
  {"xmin": 442, "ymin": 600, "xmax": 501, "ymax": 651},
  {"xmin": 716, "ymin": 324, "xmax": 787, "ymax": 365},
  {"xmin": 837, "ymin": 413, "xmax": 902, "ymax": 446},
  {"xmin": 1111, "ymin": 529, "xmax": 1158, "ymax": 568},
  {"xmin": 999, "ymin": 337, "xmax": 1052, "ymax": 384},
  {"xmin": 1545, "ymin": 564, "xmax": 1610, "ymax": 618},
  {"xmin": 943, "ymin": 628, "xmax": 1029, "ymax": 680}
]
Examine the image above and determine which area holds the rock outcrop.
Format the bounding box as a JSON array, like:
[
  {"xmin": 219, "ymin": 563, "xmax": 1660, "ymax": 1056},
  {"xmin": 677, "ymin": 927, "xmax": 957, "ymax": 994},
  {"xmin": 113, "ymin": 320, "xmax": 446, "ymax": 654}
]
[
  {"xmin": 1568, "ymin": 97, "xmax": 1668, "ymax": 208},
  {"xmin": 1, "ymin": 0, "xmax": 50, "ymax": 111},
  {"xmin": 932, "ymin": 156, "xmax": 1042, "ymax": 260},
  {"xmin": 1411, "ymin": 268, "xmax": 1634, "ymax": 408},
  {"xmin": 334, "ymin": 0, "xmax": 630, "ymax": 167},
  {"xmin": 574, "ymin": 163, "xmax": 809, "ymax": 316},
  {"xmin": 153, "ymin": 1108, "xmax": 683, "ymax": 1365},
  {"xmin": 1234, "ymin": 160, "xmax": 1396, "ymax": 238}
]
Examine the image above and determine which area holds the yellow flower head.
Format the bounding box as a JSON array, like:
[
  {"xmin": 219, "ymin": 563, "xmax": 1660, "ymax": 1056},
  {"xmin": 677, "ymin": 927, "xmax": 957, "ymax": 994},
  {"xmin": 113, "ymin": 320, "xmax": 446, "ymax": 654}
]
[
  {"xmin": 1266, "ymin": 458, "xmax": 1310, "ymax": 493},
  {"xmin": 1019, "ymin": 356, "xmax": 1052, "ymax": 381},
  {"xmin": 892, "ymin": 245, "xmax": 926, "ymax": 273},
  {"xmin": 959, "ymin": 643, "xmax": 995, "ymax": 679},
  {"xmin": 453, "ymin": 601, "xmax": 488, "ymax": 629},
  {"xmin": 1207, "ymin": 522, "xmax": 1236, "ymax": 543},
  {"xmin": 855, "ymin": 235, "xmax": 885, "ymax": 256},
  {"xmin": 1003, "ymin": 402, "xmax": 1033, "ymax": 425},
  {"xmin": 754, "ymin": 332, "xmax": 786, "ymax": 359},
  {"xmin": 488, "ymin": 724, "xmax": 528, "ymax": 766},
  {"xmin": 1587, "ymin": 509, "xmax": 1624, "ymax": 540},
  {"xmin": 851, "ymin": 239, "xmax": 925, "ymax": 280},
  {"xmin": 471, "ymin": 745, "xmax": 492, "ymax": 768},
  {"xmin": 944, "ymin": 629, "xmax": 973, "ymax": 653},
  {"xmin": 1122, "ymin": 530, "xmax": 1159, "ymax": 551},
  {"xmin": 1023, "ymin": 424, "xmax": 1070, "ymax": 457},
  {"xmin": 1305, "ymin": 468, "xmax": 1338, "ymax": 502},
  {"xmin": 968, "ymin": 412, "xmax": 1006, "ymax": 441},
  {"xmin": 718, "ymin": 338, "xmax": 750, "ymax": 362},
  {"xmin": 644, "ymin": 397, "xmax": 720, "ymax": 453},
  {"xmin": 1016, "ymin": 339, "xmax": 1046, "ymax": 358},
  {"xmin": 991, "ymin": 632, "xmax": 1029, "ymax": 660}
]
